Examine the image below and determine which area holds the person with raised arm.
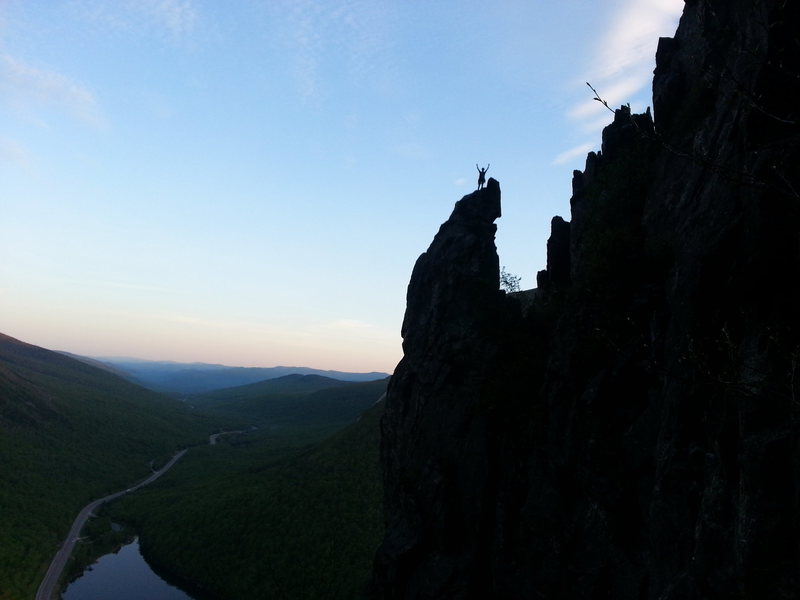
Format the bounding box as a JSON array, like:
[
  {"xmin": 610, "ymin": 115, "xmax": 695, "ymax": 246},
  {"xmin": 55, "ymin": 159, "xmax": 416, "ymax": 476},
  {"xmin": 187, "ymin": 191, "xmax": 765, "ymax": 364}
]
[{"xmin": 476, "ymin": 163, "xmax": 489, "ymax": 189}]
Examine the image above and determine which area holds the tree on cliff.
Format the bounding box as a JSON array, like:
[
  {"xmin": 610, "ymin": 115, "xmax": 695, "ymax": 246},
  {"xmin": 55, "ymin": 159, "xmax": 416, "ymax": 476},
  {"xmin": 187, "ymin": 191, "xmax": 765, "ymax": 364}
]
[{"xmin": 499, "ymin": 266, "xmax": 521, "ymax": 293}]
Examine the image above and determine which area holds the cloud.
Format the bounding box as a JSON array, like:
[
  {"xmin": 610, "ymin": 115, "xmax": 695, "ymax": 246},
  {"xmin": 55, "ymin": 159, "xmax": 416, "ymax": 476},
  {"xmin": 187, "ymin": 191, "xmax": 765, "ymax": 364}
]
[
  {"xmin": 134, "ymin": 0, "xmax": 196, "ymax": 37},
  {"xmin": 590, "ymin": 0, "xmax": 682, "ymax": 82},
  {"xmin": 0, "ymin": 137, "xmax": 32, "ymax": 168},
  {"xmin": 568, "ymin": 76, "xmax": 647, "ymax": 121},
  {"xmin": 104, "ymin": 280, "xmax": 174, "ymax": 293},
  {"xmin": 320, "ymin": 318, "xmax": 373, "ymax": 331},
  {"xmin": 564, "ymin": 0, "xmax": 683, "ymax": 134},
  {"xmin": 283, "ymin": 0, "xmax": 323, "ymax": 101},
  {"xmin": 71, "ymin": 0, "xmax": 197, "ymax": 39},
  {"xmin": 552, "ymin": 142, "xmax": 595, "ymax": 166},
  {"xmin": 106, "ymin": 311, "xmax": 399, "ymax": 370},
  {"xmin": 0, "ymin": 54, "xmax": 106, "ymax": 128},
  {"xmin": 275, "ymin": 0, "xmax": 395, "ymax": 102},
  {"xmin": 393, "ymin": 142, "xmax": 432, "ymax": 161},
  {"xmin": 308, "ymin": 318, "xmax": 396, "ymax": 345}
]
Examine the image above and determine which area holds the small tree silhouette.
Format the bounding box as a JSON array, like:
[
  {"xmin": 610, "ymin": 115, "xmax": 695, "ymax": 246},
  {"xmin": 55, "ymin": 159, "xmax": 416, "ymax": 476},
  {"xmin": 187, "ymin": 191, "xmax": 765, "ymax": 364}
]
[{"xmin": 500, "ymin": 267, "xmax": 521, "ymax": 293}]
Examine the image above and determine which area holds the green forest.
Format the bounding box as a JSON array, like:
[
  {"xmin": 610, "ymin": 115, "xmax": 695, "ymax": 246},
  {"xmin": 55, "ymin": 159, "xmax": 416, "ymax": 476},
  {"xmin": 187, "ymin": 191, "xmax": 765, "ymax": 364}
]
[{"xmin": 106, "ymin": 394, "xmax": 386, "ymax": 599}]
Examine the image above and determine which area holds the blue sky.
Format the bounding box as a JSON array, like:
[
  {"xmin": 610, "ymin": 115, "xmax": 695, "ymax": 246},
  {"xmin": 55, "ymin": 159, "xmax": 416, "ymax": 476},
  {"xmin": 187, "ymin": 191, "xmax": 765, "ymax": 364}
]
[{"xmin": 1, "ymin": 0, "xmax": 683, "ymax": 373}]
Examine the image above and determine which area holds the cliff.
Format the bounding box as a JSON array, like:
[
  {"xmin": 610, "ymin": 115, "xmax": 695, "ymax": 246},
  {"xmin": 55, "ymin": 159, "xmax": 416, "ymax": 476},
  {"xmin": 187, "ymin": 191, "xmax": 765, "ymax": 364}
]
[{"xmin": 371, "ymin": 0, "xmax": 800, "ymax": 598}]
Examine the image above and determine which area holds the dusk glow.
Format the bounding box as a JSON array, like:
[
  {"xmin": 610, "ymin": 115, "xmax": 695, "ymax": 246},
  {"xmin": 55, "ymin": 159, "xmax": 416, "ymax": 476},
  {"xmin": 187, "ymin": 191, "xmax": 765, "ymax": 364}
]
[{"xmin": 1, "ymin": 1, "xmax": 682, "ymax": 372}]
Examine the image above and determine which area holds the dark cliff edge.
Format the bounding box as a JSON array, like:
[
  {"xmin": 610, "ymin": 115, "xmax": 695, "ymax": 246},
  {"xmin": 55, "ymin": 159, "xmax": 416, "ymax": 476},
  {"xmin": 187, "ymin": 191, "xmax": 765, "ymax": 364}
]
[{"xmin": 371, "ymin": 0, "xmax": 799, "ymax": 598}]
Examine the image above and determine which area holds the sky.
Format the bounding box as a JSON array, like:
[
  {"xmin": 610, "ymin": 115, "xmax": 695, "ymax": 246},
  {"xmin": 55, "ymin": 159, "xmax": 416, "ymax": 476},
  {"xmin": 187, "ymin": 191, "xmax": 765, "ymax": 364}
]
[{"xmin": 0, "ymin": 0, "xmax": 683, "ymax": 374}]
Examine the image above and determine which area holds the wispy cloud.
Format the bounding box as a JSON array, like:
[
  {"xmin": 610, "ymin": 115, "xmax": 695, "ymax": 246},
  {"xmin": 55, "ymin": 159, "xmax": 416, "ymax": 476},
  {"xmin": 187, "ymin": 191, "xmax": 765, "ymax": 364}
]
[
  {"xmin": 0, "ymin": 136, "xmax": 32, "ymax": 168},
  {"xmin": 557, "ymin": 0, "xmax": 683, "ymax": 163},
  {"xmin": 393, "ymin": 141, "xmax": 432, "ymax": 161},
  {"xmin": 71, "ymin": 0, "xmax": 197, "ymax": 39},
  {"xmin": 552, "ymin": 142, "xmax": 594, "ymax": 166},
  {"xmin": 276, "ymin": 0, "xmax": 395, "ymax": 103},
  {"xmin": 312, "ymin": 318, "xmax": 397, "ymax": 347},
  {"xmin": 590, "ymin": 0, "xmax": 683, "ymax": 83},
  {"xmin": 99, "ymin": 310, "xmax": 399, "ymax": 370},
  {"xmin": 319, "ymin": 318, "xmax": 376, "ymax": 332},
  {"xmin": 0, "ymin": 54, "xmax": 106, "ymax": 128},
  {"xmin": 103, "ymin": 280, "xmax": 174, "ymax": 293},
  {"xmin": 568, "ymin": 76, "xmax": 646, "ymax": 121},
  {"xmin": 135, "ymin": 0, "xmax": 196, "ymax": 37},
  {"xmin": 287, "ymin": 1, "xmax": 323, "ymax": 102}
]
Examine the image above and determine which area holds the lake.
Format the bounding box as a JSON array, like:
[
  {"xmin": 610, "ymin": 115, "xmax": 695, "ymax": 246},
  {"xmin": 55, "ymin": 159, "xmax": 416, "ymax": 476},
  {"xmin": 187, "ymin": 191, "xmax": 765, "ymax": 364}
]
[{"xmin": 62, "ymin": 538, "xmax": 196, "ymax": 600}]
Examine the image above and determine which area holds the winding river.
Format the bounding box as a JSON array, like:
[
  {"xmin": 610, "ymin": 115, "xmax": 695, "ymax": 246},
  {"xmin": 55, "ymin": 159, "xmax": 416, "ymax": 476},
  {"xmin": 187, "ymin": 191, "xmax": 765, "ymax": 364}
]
[
  {"xmin": 40, "ymin": 431, "xmax": 244, "ymax": 599},
  {"xmin": 62, "ymin": 538, "xmax": 194, "ymax": 600}
]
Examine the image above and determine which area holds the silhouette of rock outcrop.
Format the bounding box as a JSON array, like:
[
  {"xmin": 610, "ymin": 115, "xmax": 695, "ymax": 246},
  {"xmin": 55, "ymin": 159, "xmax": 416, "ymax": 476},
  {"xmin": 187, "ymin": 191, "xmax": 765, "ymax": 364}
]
[
  {"xmin": 372, "ymin": 0, "xmax": 800, "ymax": 598},
  {"xmin": 373, "ymin": 177, "xmax": 509, "ymax": 597},
  {"xmin": 536, "ymin": 215, "xmax": 570, "ymax": 289}
]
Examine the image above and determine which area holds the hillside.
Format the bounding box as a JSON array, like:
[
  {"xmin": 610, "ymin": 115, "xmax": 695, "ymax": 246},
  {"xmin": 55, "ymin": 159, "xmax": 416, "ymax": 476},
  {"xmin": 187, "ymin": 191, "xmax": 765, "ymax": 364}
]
[
  {"xmin": 372, "ymin": 1, "xmax": 800, "ymax": 598},
  {"xmin": 107, "ymin": 392, "xmax": 387, "ymax": 599},
  {"xmin": 188, "ymin": 375, "xmax": 388, "ymax": 431},
  {"xmin": 195, "ymin": 373, "xmax": 350, "ymax": 401},
  {"xmin": 0, "ymin": 333, "xmax": 212, "ymax": 600}
]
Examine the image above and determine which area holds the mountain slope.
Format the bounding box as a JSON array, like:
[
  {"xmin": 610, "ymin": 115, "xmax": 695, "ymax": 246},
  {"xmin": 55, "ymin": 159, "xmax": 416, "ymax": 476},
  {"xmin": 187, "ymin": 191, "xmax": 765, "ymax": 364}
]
[
  {"xmin": 0, "ymin": 333, "xmax": 210, "ymax": 600},
  {"xmin": 108, "ymin": 396, "xmax": 387, "ymax": 599},
  {"xmin": 195, "ymin": 373, "xmax": 350, "ymax": 401},
  {"xmin": 189, "ymin": 375, "xmax": 388, "ymax": 430}
]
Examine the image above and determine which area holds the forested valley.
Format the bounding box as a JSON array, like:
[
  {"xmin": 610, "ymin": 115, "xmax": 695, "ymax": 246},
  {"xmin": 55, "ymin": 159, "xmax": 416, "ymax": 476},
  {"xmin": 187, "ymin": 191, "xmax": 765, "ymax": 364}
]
[
  {"xmin": 0, "ymin": 332, "xmax": 387, "ymax": 600},
  {"xmin": 106, "ymin": 391, "xmax": 386, "ymax": 599},
  {"xmin": 0, "ymin": 333, "xmax": 215, "ymax": 600}
]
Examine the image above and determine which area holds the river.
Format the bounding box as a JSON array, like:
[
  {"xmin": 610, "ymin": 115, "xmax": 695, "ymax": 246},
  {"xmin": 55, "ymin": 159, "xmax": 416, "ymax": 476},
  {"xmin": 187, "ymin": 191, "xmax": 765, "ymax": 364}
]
[{"xmin": 62, "ymin": 538, "xmax": 195, "ymax": 600}]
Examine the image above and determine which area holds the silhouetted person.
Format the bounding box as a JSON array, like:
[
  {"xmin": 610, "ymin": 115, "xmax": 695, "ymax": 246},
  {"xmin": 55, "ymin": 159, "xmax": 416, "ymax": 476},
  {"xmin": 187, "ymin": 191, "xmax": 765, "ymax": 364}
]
[{"xmin": 477, "ymin": 164, "xmax": 489, "ymax": 189}]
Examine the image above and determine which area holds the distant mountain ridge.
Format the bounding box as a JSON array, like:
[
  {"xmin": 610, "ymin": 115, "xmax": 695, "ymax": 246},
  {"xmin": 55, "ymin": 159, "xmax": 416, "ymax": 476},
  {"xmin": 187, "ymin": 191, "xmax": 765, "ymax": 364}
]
[
  {"xmin": 189, "ymin": 374, "xmax": 388, "ymax": 430},
  {"xmin": 197, "ymin": 373, "xmax": 350, "ymax": 399},
  {"xmin": 66, "ymin": 355, "xmax": 389, "ymax": 394}
]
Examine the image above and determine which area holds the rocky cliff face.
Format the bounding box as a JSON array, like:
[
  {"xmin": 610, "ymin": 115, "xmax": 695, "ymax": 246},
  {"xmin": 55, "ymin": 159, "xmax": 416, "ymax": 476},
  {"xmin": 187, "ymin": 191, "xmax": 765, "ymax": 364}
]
[{"xmin": 371, "ymin": 0, "xmax": 799, "ymax": 598}]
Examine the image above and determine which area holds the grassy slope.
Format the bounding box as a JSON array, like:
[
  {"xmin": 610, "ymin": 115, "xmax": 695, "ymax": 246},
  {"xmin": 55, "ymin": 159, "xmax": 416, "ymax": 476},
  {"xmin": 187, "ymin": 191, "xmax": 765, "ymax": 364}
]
[
  {"xmin": 0, "ymin": 333, "xmax": 214, "ymax": 600},
  {"xmin": 107, "ymin": 385, "xmax": 387, "ymax": 599}
]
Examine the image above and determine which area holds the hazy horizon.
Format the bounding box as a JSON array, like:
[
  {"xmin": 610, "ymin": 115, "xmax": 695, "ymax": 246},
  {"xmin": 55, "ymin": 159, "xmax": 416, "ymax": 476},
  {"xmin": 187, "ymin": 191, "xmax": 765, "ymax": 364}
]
[{"xmin": 86, "ymin": 352, "xmax": 391, "ymax": 374}]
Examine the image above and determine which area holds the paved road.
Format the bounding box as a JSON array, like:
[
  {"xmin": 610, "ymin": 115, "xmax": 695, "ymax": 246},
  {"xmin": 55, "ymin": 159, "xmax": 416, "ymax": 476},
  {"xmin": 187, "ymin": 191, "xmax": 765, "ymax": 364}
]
[
  {"xmin": 208, "ymin": 430, "xmax": 245, "ymax": 445},
  {"xmin": 35, "ymin": 449, "xmax": 187, "ymax": 600}
]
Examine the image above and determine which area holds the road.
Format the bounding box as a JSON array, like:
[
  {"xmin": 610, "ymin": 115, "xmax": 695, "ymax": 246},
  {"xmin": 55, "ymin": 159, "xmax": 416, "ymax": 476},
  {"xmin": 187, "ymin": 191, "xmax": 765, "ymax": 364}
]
[
  {"xmin": 35, "ymin": 449, "xmax": 187, "ymax": 600},
  {"xmin": 208, "ymin": 430, "xmax": 245, "ymax": 445}
]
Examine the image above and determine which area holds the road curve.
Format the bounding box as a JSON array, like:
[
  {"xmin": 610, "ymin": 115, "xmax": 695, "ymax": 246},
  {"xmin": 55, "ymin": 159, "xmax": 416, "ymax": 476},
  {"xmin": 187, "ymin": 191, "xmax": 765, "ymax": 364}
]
[
  {"xmin": 35, "ymin": 449, "xmax": 187, "ymax": 600},
  {"xmin": 208, "ymin": 430, "xmax": 245, "ymax": 445}
]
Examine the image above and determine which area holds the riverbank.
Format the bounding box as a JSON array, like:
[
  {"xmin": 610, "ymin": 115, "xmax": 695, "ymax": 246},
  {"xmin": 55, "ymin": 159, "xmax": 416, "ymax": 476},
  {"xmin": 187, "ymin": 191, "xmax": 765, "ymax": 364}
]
[
  {"xmin": 62, "ymin": 537, "xmax": 195, "ymax": 600},
  {"xmin": 62, "ymin": 516, "xmax": 136, "ymax": 585},
  {"xmin": 36, "ymin": 449, "xmax": 188, "ymax": 600},
  {"xmin": 62, "ymin": 523, "xmax": 218, "ymax": 600},
  {"xmin": 99, "ymin": 404, "xmax": 385, "ymax": 598},
  {"xmin": 47, "ymin": 432, "xmax": 249, "ymax": 599}
]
